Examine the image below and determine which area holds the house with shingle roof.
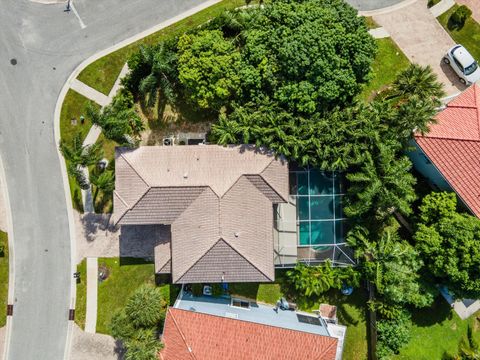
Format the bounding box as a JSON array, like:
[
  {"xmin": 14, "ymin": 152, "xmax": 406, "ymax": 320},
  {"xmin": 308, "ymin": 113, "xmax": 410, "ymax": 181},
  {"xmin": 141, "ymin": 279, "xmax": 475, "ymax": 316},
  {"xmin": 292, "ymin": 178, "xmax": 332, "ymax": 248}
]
[
  {"xmin": 113, "ymin": 144, "xmax": 289, "ymax": 283},
  {"xmin": 410, "ymin": 84, "xmax": 480, "ymax": 217}
]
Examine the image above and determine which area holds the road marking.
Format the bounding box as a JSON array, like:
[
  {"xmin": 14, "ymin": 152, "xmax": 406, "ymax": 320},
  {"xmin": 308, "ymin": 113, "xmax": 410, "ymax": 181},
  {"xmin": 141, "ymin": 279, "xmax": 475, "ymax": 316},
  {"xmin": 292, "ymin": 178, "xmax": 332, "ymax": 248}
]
[{"xmin": 70, "ymin": 2, "xmax": 86, "ymax": 29}]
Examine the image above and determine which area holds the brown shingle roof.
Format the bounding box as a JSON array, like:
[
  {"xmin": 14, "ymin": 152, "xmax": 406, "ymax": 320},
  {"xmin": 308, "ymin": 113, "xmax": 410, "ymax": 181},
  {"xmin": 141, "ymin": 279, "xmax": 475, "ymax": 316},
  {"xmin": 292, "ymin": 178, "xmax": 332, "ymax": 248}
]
[
  {"xmin": 159, "ymin": 308, "xmax": 338, "ymax": 360},
  {"xmin": 114, "ymin": 145, "xmax": 288, "ymax": 283}
]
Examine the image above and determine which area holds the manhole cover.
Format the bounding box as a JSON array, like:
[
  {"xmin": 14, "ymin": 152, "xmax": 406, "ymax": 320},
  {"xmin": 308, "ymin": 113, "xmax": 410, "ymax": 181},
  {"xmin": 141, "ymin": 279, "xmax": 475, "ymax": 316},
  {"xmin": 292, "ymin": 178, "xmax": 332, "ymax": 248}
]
[{"xmin": 10, "ymin": 59, "xmax": 17, "ymax": 65}]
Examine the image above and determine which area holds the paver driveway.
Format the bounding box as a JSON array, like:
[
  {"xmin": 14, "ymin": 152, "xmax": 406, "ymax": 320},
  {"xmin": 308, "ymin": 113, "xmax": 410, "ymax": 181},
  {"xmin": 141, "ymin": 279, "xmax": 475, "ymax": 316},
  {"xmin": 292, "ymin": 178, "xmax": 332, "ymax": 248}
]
[{"xmin": 373, "ymin": 0, "xmax": 463, "ymax": 96}]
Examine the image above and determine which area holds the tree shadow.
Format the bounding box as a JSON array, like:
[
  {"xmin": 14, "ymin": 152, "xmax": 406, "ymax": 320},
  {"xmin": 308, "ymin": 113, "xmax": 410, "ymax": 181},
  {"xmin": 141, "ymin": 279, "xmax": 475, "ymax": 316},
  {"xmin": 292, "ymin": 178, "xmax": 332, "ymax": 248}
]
[
  {"xmin": 410, "ymin": 296, "xmax": 452, "ymax": 327},
  {"xmin": 118, "ymin": 257, "xmax": 154, "ymax": 266}
]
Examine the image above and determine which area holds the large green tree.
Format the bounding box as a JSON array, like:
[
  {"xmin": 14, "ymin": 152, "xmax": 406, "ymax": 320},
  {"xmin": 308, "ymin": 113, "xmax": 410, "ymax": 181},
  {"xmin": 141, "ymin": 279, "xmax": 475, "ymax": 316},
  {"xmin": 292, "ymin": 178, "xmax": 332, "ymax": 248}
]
[
  {"xmin": 415, "ymin": 192, "xmax": 480, "ymax": 298},
  {"xmin": 238, "ymin": 0, "xmax": 376, "ymax": 112},
  {"xmin": 177, "ymin": 29, "xmax": 241, "ymax": 110}
]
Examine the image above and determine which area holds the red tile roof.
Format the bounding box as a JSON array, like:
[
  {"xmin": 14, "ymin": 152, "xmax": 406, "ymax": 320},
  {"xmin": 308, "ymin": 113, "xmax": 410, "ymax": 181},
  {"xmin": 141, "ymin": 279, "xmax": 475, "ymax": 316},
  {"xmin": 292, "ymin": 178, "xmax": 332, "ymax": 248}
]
[
  {"xmin": 415, "ymin": 84, "xmax": 480, "ymax": 217},
  {"xmin": 159, "ymin": 308, "xmax": 338, "ymax": 360}
]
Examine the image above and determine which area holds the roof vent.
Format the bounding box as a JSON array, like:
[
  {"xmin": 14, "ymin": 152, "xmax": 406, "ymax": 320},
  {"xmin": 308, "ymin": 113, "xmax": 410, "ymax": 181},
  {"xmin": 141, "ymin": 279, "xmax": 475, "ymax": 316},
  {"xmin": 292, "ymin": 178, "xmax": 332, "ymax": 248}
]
[
  {"xmin": 183, "ymin": 172, "xmax": 188, "ymax": 179},
  {"xmin": 234, "ymin": 232, "xmax": 239, "ymax": 238}
]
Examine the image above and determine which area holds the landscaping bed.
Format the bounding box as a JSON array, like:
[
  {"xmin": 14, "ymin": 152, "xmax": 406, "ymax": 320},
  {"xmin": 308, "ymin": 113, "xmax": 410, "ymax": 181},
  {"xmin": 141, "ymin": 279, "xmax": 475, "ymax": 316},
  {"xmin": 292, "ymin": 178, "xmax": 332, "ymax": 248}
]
[
  {"xmin": 74, "ymin": 259, "xmax": 87, "ymax": 330},
  {"xmin": 0, "ymin": 231, "xmax": 8, "ymax": 327},
  {"xmin": 359, "ymin": 38, "xmax": 410, "ymax": 101},
  {"xmin": 60, "ymin": 90, "xmax": 100, "ymax": 213},
  {"xmin": 96, "ymin": 257, "xmax": 179, "ymax": 335},
  {"xmin": 77, "ymin": 0, "xmax": 251, "ymax": 96},
  {"xmin": 438, "ymin": 5, "xmax": 480, "ymax": 61}
]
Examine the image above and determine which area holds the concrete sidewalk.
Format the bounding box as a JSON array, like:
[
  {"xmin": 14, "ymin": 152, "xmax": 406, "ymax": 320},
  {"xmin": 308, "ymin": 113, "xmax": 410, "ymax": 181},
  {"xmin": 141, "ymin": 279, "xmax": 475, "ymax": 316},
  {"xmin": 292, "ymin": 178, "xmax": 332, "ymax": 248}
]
[
  {"xmin": 85, "ymin": 257, "xmax": 98, "ymax": 334},
  {"xmin": 373, "ymin": 0, "xmax": 464, "ymax": 96},
  {"xmin": 71, "ymin": 79, "xmax": 110, "ymax": 108}
]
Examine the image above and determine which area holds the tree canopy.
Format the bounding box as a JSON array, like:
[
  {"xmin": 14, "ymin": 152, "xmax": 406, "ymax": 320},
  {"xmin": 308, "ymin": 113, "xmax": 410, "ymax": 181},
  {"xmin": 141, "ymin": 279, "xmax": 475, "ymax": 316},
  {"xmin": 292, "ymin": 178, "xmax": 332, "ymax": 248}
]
[
  {"xmin": 348, "ymin": 226, "xmax": 434, "ymax": 308},
  {"xmin": 415, "ymin": 192, "xmax": 480, "ymax": 298}
]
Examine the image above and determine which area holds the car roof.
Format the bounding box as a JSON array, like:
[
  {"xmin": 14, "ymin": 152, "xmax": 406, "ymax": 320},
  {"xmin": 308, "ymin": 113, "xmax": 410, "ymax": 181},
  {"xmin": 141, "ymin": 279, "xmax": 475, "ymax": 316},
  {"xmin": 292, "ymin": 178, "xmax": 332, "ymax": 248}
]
[{"xmin": 453, "ymin": 45, "xmax": 476, "ymax": 67}]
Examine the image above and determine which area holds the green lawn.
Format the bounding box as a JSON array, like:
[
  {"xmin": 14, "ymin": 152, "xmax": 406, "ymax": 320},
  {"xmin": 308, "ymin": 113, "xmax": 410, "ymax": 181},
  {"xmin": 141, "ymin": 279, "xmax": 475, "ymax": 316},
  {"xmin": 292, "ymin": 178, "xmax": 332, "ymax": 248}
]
[
  {"xmin": 96, "ymin": 257, "xmax": 179, "ymax": 335},
  {"xmin": 438, "ymin": 5, "xmax": 480, "ymax": 62},
  {"xmin": 76, "ymin": 0, "xmax": 252, "ymax": 95},
  {"xmin": 228, "ymin": 270, "xmax": 368, "ymax": 360},
  {"xmin": 60, "ymin": 89, "xmax": 96, "ymax": 144},
  {"xmin": 394, "ymin": 297, "xmax": 480, "ymax": 359},
  {"xmin": 359, "ymin": 38, "xmax": 410, "ymax": 101},
  {"xmin": 74, "ymin": 259, "xmax": 87, "ymax": 330},
  {"xmin": 0, "ymin": 231, "xmax": 8, "ymax": 327}
]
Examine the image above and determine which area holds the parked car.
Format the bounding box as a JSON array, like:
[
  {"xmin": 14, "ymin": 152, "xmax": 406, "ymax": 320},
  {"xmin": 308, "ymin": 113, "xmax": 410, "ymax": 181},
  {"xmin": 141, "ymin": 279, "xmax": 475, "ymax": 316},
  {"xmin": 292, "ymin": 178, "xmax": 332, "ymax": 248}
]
[{"xmin": 443, "ymin": 45, "xmax": 480, "ymax": 85}]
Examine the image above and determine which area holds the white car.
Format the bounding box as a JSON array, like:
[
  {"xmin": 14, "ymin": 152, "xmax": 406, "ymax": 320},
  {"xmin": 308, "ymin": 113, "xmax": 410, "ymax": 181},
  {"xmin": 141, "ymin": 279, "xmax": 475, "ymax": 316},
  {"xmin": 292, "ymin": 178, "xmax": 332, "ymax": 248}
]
[{"xmin": 443, "ymin": 45, "xmax": 480, "ymax": 85}]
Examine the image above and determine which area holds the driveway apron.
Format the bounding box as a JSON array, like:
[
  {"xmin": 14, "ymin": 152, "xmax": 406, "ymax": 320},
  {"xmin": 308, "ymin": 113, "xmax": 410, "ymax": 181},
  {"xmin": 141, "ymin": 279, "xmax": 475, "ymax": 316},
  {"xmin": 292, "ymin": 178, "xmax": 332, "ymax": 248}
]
[{"xmin": 373, "ymin": 0, "xmax": 463, "ymax": 96}]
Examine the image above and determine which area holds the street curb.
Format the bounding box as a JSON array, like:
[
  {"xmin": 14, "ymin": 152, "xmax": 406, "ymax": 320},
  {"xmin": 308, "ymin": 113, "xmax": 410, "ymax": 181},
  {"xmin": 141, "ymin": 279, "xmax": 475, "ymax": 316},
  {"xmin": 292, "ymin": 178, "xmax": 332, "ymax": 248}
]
[
  {"xmin": 0, "ymin": 154, "xmax": 16, "ymax": 360},
  {"xmin": 53, "ymin": 1, "xmax": 222, "ymax": 359},
  {"xmin": 359, "ymin": 0, "xmax": 418, "ymax": 16}
]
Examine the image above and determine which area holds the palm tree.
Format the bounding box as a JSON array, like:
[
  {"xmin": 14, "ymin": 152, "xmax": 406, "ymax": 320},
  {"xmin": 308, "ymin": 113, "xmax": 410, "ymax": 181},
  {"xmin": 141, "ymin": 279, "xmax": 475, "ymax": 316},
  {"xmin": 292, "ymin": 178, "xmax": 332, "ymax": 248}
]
[
  {"xmin": 59, "ymin": 132, "xmax": 103, "ymax": 168},
  {"xmin": 59, "ymin": 133, "xmax": 103, "ymax": 190},
  {"xmin": 345, "ymin": 140, "xmax": 416, "ymax": 220},
  {"xmin": 390, "ymin": 64, "xmax": 445, "ymax": 104},
  {"xmin": 211, "ymin": 113, "xmax": 241, "ymax": 145},
  {"xmin": 138, "ymin": 42, "xmax": 177, "ymax": 107},
  {"xmin": 89, "ymin": 170, "xmax": 115, "ymax": 204}
]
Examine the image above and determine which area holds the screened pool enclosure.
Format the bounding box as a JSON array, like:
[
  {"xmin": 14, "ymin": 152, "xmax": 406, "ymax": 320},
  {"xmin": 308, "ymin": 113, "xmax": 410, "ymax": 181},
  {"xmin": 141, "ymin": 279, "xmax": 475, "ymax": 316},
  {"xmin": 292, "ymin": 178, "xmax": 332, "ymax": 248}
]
[{"xmin": 274, "ymin": 165, "xmax": 355, "ymax": 267}]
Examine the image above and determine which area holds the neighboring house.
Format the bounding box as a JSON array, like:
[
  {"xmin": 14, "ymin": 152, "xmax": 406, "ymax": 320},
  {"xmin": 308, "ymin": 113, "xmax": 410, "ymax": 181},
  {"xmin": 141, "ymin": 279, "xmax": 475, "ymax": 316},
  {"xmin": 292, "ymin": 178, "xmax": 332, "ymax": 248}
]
[
  {"xmin": 159, "ymin": 291, "xmax": 344, "ymax": 360},
  {"xmin": 411, "ymin": 84, "xmax": 480, "ymax": 217},
  {"xmin": 113, "ymin": 145, "xmax": 289, "ymax": 283}
]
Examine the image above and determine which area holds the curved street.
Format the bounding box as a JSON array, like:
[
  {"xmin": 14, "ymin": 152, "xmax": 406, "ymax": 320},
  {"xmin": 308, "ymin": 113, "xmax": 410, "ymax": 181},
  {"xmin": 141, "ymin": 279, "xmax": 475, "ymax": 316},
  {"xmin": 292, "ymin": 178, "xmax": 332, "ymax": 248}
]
[{"xmin": 0, "ymin": 0, "xmax": 205, "ymax": 359}]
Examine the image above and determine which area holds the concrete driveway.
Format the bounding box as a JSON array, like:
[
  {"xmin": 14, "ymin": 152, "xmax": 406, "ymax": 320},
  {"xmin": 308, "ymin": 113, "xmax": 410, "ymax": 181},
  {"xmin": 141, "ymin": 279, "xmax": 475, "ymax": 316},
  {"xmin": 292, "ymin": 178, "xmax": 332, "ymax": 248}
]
[{"xmin": 373, "ymin": 0, "xmax": 464, "ymax": 96}]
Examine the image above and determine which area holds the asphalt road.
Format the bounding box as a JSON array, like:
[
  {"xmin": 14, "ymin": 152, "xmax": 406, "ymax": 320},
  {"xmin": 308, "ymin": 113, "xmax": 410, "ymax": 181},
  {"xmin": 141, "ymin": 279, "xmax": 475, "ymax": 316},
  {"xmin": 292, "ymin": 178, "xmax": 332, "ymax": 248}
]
[
  {"xmin": 346, "ymin": 0, "xmax": 406, "ymax": 11},
  {"xmin": 0, "ymin": 0, "xmax": 205, "ymax": 359}
]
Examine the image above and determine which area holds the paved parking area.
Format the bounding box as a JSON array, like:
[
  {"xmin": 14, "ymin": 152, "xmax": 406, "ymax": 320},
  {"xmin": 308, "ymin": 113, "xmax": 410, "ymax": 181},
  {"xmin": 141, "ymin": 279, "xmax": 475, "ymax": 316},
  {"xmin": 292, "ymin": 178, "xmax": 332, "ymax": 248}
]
[
  {"xmin": 373, "ymin": 0, "xmax": 463, "ymax": 96},
  {"xmin": 70, "ymin": 324, "xmax": 122, "ymax": 360},
  {"xmin": 75, "ymin": 212, "xmax": 170, "ymax": 264}
]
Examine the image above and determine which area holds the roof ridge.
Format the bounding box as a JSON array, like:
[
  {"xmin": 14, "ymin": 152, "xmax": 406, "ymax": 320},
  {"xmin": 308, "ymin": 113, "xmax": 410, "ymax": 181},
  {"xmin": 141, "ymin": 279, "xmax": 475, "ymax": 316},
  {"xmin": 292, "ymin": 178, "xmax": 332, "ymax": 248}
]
[
  {"xmin": 120, "ymin": 151, "xmax": 150, "ymax": 188},
  {"xmin": 166, "ymin": 308, "xmax": 197, "ymax": 360},
  {"xmin": 245, "ymin": 174, "xmax": 286, "ymax": 202},
  {"xmin": 415, "ymin": 135, "xmax": 480, "ymax": 143},
  {"xmin": 221, "ymin": 237, "xmax": 274, "ymax": 282},
  {"xmin": 114, "ymin": 186, "xmax": 151, "ymax": 225},
  {"xmin": 475, "ymin": 85, "xmax": 480, "ymax": 139},
  {"xmin": 173, "ymin": 238, "xmax": 224, "ymax": 283},
  {"xmin": 113, "ymin": 190, "xmax": 129, "ymax": 208},
  {"xmin": 314, "ymin": 339, "xmax": 338, "ymax": 360}
]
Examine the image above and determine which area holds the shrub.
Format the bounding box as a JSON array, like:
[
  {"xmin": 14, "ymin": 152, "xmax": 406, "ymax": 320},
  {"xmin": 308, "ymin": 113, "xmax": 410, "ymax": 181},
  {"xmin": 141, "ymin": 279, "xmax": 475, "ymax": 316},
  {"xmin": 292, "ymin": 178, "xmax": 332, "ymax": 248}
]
[
  {"xmin": 110, "ymin": 285, "xmax": 166, "ymax": 360},
  {"xmin": 191, "ymin": 283, "xmax": 203, "ymax": 297},
  {"xmin": 427, "ymin": 0, "xmax": 440, "ymax": 8},
  {"xmin": 212, "ymin": 283, "xmax": 224, "ymax": 297},
  {"xmin": 450, "ymin": 5, "xmax": 472, "ymax": 29},
  {"xmin": 377, "ymin": 311, "xmax": 412, "ymax": 359},
  {"xmin": 0, "ymin": 244, "xmax": 4, "ymax": 257}
]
